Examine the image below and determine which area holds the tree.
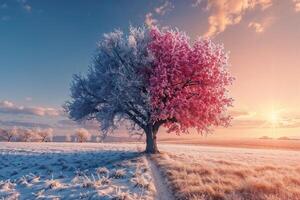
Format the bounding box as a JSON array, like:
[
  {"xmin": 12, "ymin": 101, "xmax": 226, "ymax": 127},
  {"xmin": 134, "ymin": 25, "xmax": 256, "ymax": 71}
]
[
  {"xmin": 17, "ymin": 128, "xmax": 34, "ymax": 142},
  {"xmin": 0, "ymin": 127, "xmax": 18, "ymax": 142},
  {"xmin": 37, "ymin": 128, "xmax": 53, "ymax": 142},
  {"xmin": 65, "ymin": 26, "xmax": 233, "ymax": 153},
  {"xmin": 75, "ymin": 128, "xmax": 91, "ymax": 143}
]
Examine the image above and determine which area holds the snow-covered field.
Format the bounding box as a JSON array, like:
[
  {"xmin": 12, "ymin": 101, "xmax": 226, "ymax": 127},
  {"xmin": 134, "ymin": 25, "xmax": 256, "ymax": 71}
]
[
  {"xmin": 1, "ymin": 142, "xmax": 300, "ymax": 200},
  {"xmin": 0, "ymin": 143, "xmax": 155, "ymax": 200}
]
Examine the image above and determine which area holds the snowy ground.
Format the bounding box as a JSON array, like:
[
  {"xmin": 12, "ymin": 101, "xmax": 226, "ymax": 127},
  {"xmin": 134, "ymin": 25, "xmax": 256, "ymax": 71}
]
[
  {"xmin": 1, "ymin": 142, "xmax": 300, "ymax": 200},
  {"xmin": 0, "ymin": 143, "xmax": 155, "ymax": 200}
]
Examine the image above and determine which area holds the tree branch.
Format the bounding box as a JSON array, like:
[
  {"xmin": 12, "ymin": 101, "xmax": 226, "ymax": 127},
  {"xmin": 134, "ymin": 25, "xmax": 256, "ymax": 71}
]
[{"xmin": 125, "ymin": 110, "xmax": 147, "ymax": 130}]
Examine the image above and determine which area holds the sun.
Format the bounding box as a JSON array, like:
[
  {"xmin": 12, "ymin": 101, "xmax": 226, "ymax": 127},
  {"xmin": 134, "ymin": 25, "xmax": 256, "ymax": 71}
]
[
  {"xmin": 267, "ymin": 109, "xmax": 283, "ymax": 128},
  {"xmin": 266, "ymin": 110, "xmax": 281, "ymax": 137},
  {"xmin": 269, "ymin": 111, "xmax": 279, "ymax": 125}
]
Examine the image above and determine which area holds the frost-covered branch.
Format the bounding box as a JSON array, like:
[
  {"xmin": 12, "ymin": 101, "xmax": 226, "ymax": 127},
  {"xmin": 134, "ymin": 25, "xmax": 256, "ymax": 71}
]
[{"xmin": 65, "ymin": 27, "xmax": 153, "ymax": 138}]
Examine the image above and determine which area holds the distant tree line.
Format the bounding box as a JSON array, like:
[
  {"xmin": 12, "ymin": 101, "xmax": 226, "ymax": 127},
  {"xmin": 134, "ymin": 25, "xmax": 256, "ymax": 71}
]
[{"xmin": 0, "ymin": 127, "xmax": 92, "ymax": 143}]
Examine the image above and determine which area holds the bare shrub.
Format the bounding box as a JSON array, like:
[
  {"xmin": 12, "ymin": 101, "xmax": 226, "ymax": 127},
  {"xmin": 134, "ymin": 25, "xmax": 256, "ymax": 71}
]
[
  {"xmin": 16, "ymin": 129, "xmax": 35, "ymax": 142},
  {"xmin": 0, "ymin": 127, "xmax": 18, "ymax": 142},
  {"xmin": 75, "ymin": 128, "xmax": 91, "ymax": 143},
  {"xmin": 37, "ymin": 128, "xmax": 53, "ymax": 142}
]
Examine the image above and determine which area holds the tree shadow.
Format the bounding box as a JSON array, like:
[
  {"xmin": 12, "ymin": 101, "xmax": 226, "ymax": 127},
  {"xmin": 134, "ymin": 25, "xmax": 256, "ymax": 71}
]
[{"xmin": 0, "ymin": 149, "xmax": 144, "ymax": 181}]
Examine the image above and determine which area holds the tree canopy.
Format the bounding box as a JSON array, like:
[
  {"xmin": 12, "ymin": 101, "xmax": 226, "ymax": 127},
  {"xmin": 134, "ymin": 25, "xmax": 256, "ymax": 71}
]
[{"xmin": 65, "ymin": 26, "xmax": 233, "ymax": 153}]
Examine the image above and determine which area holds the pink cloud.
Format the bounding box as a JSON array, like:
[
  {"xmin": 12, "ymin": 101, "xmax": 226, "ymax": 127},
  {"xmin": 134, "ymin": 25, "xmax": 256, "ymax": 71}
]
[
  {"xmin": 154, "ymin": 1, "xmax": 173, "ymax": 15},
  {"xmin": 293, "ymin": 0, "xmax": 300, "ymax": 12},
  {"xmin": 230, "ymin": 108, "xmax": 300, "ymax": 129},
  {"xmin": 0, "ymin": 100, "xmax": 61, "ymax": 117},
  {"xmin": 248, "ymin": 17, "xmax": 274, "ymax": 33},
  {"xmin": 145, "ymin": 1, "xmax": 174, "ymax": 27},
  {"xmin": 145, "ymin": 12, "xmax": 158, "ymax": 27},
  {"xmin": 25, "ymin": 97, "xmax": 32, "ymax": 101},
  {"xmin": 205, "ymin": 0, "xmax": 272, "ymax": 37}
]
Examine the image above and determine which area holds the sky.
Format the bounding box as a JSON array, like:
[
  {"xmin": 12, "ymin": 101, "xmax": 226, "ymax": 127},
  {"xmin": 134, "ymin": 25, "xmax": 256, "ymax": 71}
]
[{"xmin": 1, "ymin": 0, "xmax": 300, "ymax": 139}]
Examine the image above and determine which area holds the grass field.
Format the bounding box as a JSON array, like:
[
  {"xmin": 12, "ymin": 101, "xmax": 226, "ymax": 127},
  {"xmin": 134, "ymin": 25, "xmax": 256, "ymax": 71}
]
[
  {"xmin": 159, "ymin": 138, "xmax": 300, "ymax": 151},
  {"xmin": 155, "ymin": 144, "xmax": 300, "ymax": 200}
]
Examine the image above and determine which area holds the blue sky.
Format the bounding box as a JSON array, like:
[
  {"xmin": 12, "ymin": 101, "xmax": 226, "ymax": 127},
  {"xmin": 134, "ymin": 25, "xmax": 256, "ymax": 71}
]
[
  {"xmin": 1, "ymin": 0, "xmax": 300, "ymax": 138},
  {"xmin": 0, "ymin": 0, "xmax": 157, "ymax": 107}
]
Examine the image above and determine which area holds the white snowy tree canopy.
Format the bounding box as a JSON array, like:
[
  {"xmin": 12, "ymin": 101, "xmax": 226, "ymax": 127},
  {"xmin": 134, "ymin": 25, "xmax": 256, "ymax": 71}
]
[{"xmin": 65, "ymin": 27, "xmax": 154, "ymax": 137}]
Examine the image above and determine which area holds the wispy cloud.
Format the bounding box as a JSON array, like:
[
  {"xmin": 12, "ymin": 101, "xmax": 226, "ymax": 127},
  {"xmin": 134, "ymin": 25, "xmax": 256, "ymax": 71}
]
[
  {"xmin": 18, "ymin": 0, "xmax": 32, "ymax": 12},
  {"xmin": 192, "ymin": 0, "xmax": 202, "ymax": 8},
  {"xmin": 230, "ymin": 108, "xmax": 300, "ymax": 129},
  {"xmin": 0, "ymin": 119, "xmax": 52, "ymax": 129},
  {"xmin": 293, "ymin": 0, "xmax": 300, "ymax": 12},
  {"xmin": 232, "ymin": 119, "xmax": 266, "ymax": 129},
  {"xmin": 230, "ymin": 109, "xmax": 256, "ymax": 119},
  {"xmin": 145, "ymin": 12, "xmax": 158, "ymax": 27},
  {"xmin": 154, "ymin": 1, "xmax": 174, "ymax": 15},
  {"xmin": 0, "ymin": 100, "xmax": 61, "ymax": 117},
  {"xmin": 23, "ymin": 4, "xmax": 31, "ymax": 12},
  {"xmin": 56, "ymin": 119, "xmax": 99, "ymax": 131},
  {"xmin": 205, "ymin": 0, "xmax": 272, "ymax": 37},
  {"xmin": 145, "ymin": 1, "xmax": 174, "ymax": 27},
  {"xmin": 1, "ymin": 16, "xmax": 10, "ymax": 21},
  {"xmin": 248, "ymin": 17, "xmax": 274, "ymax": 33},
  {"xmin": 1, "ymin": 3, "xmax": 8, "ymax": 9},
  {"xmin": 0, "ymin": 107, "xmax": 98, "ymax": 133},
  {"xmin": 248, "ymin": 22, "xmax": 265, "ymax": 33},
  {"xmin": 25, "ymin": 97, "xmax": 32, "ymax": 101}
]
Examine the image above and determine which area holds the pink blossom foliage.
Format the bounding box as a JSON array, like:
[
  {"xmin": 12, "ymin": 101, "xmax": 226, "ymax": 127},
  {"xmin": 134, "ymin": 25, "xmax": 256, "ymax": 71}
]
[{"xmin": 149, "ymin": 27, "xmax": 234, "ymax": 134}]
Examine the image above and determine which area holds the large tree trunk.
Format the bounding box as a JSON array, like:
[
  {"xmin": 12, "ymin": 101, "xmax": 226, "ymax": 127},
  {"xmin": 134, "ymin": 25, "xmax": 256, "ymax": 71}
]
[{"xmin": 145, "ymin": 125, "xmax": 159, "ymax": 154}]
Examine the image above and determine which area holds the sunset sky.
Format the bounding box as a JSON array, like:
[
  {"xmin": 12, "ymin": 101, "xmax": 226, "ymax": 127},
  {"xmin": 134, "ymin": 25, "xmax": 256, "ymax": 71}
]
[{"xmin": 1, "ymin": 0, "xmax": 300, "ymax": 139}]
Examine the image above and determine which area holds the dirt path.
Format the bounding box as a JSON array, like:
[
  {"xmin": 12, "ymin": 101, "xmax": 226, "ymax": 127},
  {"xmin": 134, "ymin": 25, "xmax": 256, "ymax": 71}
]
[{"xmin": 146, "ymin": 156, "xmax": 174, "ymax": 200}]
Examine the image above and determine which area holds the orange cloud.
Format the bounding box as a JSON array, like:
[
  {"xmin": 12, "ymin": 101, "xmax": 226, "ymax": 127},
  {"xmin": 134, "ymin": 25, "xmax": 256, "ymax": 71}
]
[
  {"xmin": 230, "ymin": 109, "xmax": 256, "ymax": 119},
  {"xmin": 205, "ymin": 0, "xmax": 272, "ymax": 37},
  {"xmin": 230, "ymin": 108, "xmax": 300, "ymax": 129},
  {"xmin": 0, "ymin": 100, "xmax": 61, "ymax": 117},
  {"xmin": 293, "ymin": 0, "xmax": 300, "ymax": 12},
  {"xmin": 248, "ymin": 22, "xmax": 264, "ymax": 33},
  {"xmin": 248, "ymin": 17, "xmax": 274, "ymax": 33}
]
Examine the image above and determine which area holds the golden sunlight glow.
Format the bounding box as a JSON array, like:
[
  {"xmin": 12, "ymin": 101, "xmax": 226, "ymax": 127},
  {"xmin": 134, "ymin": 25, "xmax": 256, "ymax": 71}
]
[
  {"xmin": 269, "ymin": 111, "xmax": 279, "ymax": 125},
  {"xmin": 265, "ymin": 109, "xmax": 282, "ymax": 137}
]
